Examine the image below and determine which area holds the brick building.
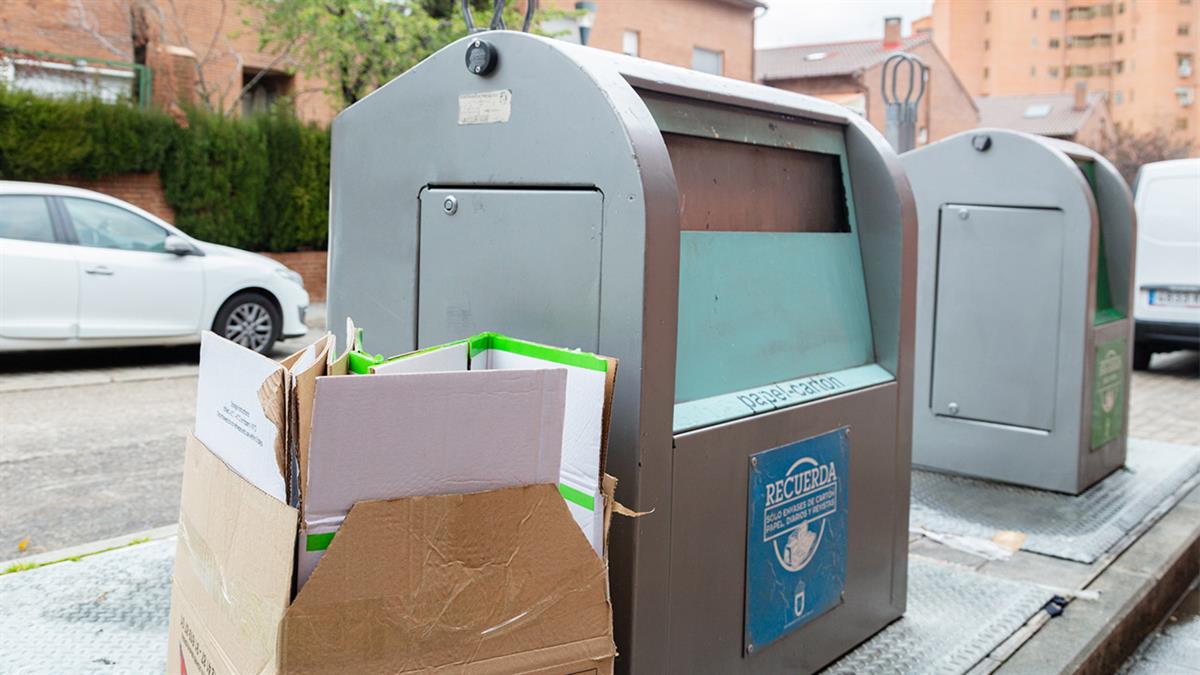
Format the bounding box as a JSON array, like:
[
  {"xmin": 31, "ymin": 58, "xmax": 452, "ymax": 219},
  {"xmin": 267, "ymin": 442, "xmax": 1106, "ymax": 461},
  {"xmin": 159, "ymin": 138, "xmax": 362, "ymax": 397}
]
[
  {"xmin": 542, "ymin": 0, "xmax": 763, "ymax": 80},
  {"xmin": 756, "ymin": 18, "xmax": 980, "ymax": 147},
  {"xmin": 0, "ymin": 0, "xmax": 339, "ymax": 123},
  {"xmin": 930, "ymin": 0, "xmax": 1199, "ymax": 152}
]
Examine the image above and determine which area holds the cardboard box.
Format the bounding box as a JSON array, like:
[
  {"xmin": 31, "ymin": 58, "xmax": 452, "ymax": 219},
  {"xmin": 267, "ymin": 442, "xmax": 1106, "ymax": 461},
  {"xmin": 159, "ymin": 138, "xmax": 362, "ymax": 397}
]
[
  {"xmin": 168, "ymin": 435, "xmax": 615, "ymax": 675},
  {"xmin": 296, "ymin": 367, "xmax": 569, "ymax": 587},
  {"xmin": 169, "ymin": 330, "xmax": 618, "ymax": 673},
  {"xmin": 371, "ymin": 333, "xmax": 618, "ymax": 556}
]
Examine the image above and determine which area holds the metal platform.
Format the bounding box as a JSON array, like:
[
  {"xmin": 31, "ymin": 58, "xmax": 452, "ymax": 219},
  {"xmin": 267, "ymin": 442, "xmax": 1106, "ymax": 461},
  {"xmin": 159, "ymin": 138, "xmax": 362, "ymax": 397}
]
[
  {"xmin": 911, "ymin": 438, "xmax": 1200, "ymax": 563},
  {"xmin": 826, "ymin": 557, "xmax": 1054, "ymax": 675},
  {"xmin": 0, "ymin": 538, "xmax": 173, "ymax": 674}
]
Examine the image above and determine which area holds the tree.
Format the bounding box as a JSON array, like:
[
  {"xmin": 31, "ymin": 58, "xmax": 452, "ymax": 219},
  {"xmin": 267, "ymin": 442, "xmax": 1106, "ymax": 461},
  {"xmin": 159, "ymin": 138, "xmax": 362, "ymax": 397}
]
[
  {"xmin": 1105, "ymin": 125, "xmax": 1193, "ymax": 187},
  {"xmin": 245, "ymin": 0, "xmax": 567, "ymax": 108}
]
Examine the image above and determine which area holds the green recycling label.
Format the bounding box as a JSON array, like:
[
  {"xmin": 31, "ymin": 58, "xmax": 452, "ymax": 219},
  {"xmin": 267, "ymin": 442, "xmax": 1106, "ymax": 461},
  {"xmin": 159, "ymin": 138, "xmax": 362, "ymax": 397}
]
[{"xmin": 1090, "ymin": 338, "xmax": 1126, "ymax": 449}]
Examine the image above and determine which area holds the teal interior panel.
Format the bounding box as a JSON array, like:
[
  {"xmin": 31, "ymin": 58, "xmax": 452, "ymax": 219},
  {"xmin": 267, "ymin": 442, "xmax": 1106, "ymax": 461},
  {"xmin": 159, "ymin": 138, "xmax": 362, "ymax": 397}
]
[{"xmin": 675, "ymin": 231, "xmax": 876, "ymax": 404}]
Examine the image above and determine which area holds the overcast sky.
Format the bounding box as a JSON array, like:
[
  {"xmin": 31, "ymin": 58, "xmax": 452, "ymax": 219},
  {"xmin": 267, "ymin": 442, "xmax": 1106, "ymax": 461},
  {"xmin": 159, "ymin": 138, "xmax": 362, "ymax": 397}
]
[{"xmin": 755, "ymin": 0, "xmax": 935, "ymax": 49}]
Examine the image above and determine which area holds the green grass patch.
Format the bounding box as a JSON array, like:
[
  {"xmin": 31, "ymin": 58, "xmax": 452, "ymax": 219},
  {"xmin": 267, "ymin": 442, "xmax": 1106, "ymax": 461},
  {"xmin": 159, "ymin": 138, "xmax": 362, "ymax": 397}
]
[{"xmin": 0, "ymin": 537, "xmax": 155, "ymax": 576}]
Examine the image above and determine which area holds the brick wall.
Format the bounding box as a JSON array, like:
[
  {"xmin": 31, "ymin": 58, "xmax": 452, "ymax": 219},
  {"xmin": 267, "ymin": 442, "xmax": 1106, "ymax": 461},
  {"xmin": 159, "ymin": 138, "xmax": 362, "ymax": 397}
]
[
  {"xmin": 260, "ymin": 251, "xmax": 328, "ymax": 302},
  {"xmin": 0, "ymin": 0, "xmax": 339, "ymax": 124},
  {"xmin": 542, "ymin": 0, "xmax": 758, "ymax": 81},
  {"xmin": 53, "ymin": 172, "xmax": 176, "ymax": 223}
]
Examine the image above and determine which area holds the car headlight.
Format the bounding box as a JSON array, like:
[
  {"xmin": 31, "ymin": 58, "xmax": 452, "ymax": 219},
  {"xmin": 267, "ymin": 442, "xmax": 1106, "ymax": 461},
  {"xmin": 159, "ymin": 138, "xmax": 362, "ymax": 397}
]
[{"xmin": 275, "ymin": 267, "xmax": 304, "ymax": 287}]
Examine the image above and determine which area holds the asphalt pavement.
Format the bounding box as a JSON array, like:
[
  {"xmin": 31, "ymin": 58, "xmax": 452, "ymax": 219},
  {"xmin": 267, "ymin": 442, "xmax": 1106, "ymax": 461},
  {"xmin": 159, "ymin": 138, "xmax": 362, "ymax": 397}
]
[
  {"xmin": 0, "ymin": 314, "xmax": 1195, "ymax": 561},
  {"xmin": 0, "ymin": 308, "xmax": 326, "ymax": 559}
]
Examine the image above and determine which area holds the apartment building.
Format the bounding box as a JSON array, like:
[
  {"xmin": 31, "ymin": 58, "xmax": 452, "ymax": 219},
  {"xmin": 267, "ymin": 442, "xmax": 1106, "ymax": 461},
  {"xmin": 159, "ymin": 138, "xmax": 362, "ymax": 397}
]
[
  {"xmin": 756, "ymin": 18, "xmax": 980, "ymax": 146},
  {"xmin": 931, "ymin": 0, "xmax": 1199, "ymax": 149},
  {"xmin": 542, "ymin": 0, "xmax": 763, "ymax": 81}
]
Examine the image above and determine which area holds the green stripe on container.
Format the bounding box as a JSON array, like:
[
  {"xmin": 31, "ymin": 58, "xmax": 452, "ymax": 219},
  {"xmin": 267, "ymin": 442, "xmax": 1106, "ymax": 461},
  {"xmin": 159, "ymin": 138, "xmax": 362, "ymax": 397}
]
[
  {"xmin": 470, "ymin": 333, "xmax": 607, "ymax": 372},
  {"xmin": 558, "ymin": 483, "xmax": 595, "ymax": 511},
  {"xmin": 306, "ymin": 532, "xmax": 335, "ymax": 551}
]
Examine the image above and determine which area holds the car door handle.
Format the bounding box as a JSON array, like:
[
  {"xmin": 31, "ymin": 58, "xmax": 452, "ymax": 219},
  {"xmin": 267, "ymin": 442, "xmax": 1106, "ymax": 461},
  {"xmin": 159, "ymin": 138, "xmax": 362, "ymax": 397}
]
[{"xmin": 85, "ymin": 266, "xmax": 114, "ymax": 276}]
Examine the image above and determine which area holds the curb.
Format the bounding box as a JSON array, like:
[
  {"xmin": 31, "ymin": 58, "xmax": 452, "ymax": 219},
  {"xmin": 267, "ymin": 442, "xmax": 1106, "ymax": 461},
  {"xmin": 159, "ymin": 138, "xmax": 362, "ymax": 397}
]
[
  {"xmin": 0, "ymin": 524, "xmax": 177, "ymax": 574},
  {"xmin": 997, "ymin": 483, "xmax": 1200, "ymax": 673}
]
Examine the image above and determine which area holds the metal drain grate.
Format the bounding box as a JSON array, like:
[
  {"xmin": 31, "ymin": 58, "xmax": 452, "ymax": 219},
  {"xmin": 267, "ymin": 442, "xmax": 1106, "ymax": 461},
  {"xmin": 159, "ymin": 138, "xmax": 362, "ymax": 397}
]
[
  {"xmin": 826, "ymin": 556, "xmax": 1053, "ymax": 675},
  {"xmin": 0, "ymin": 538, "xmax": 173, "ymax": 674},
  {"xmin": 911, "ymin": 438, "xmax": 1200, "ymax": 563}
]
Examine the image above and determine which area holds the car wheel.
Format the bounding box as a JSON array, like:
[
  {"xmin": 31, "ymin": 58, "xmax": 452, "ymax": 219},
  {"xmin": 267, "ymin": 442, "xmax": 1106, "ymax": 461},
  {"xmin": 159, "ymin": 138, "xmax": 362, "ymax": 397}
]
[
  {"xmin": 1132, "ymin": 342, "xmax": 1152, "ymax": 371},
  {"xmin": 214, "ymin": 292, "xmax": 280, "ymax": 354}
]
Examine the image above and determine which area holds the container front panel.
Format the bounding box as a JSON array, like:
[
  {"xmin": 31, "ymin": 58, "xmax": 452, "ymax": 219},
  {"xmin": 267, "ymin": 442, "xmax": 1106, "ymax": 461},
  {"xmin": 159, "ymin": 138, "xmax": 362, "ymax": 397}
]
[
  {"xmin": 666, "ymin": 384, "xmax": 904, "ymax": 673},
  {"xmin": 931, "ymin": 204, "xmax": 1065, "ymax": 432},
  {"xmin": 417, "ymin": 188, "xmax": 604, "ymax": 351}
]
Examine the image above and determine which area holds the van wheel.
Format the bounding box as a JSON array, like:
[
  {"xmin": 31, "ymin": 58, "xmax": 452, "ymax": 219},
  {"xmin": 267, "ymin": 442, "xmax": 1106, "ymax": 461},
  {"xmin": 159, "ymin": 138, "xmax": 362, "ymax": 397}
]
[
  {"xmin": 1132, "ymin": 342, "xmax": 1152, "ymax": 371},
  {"xmin": 214, "ymin": 292, "xmax": 280, "ymax": 354}
]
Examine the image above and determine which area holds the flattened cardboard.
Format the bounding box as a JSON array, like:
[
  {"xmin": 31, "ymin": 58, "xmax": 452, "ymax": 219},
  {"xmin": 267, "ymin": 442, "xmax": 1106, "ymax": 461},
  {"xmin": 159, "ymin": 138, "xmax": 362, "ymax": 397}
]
[
  {"xmin": 281, "ymin": 484, "xmax": 614, "ymax": 674},
  {"xmin": 372, "ymin": 333, "xmax": 618, "ymax": 555},
  {"xmin": 296, "ymin": 368, "xmax": 568, "ymax": 587},
  {"xmin": 166, "ymin": 434, "xmax": 298, "ymax": 675},
  {"xmin": 280, "ymin": 334, "xmax": 334, "ymax": 507},
  {"xmin": 194, "ymin": 332, "xmax": 289, "ymax": 502}
]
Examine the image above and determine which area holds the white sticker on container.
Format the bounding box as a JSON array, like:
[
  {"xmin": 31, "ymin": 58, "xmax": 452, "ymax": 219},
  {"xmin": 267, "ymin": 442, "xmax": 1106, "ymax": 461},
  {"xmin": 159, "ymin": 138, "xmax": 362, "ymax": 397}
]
[{"xmin": 458, "ymin": 90, "xmax": 512, "ymax": 125}]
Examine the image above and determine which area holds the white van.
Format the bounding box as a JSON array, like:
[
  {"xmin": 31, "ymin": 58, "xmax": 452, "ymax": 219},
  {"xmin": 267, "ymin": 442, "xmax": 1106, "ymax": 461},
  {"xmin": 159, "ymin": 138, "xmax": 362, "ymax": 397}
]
[{"xmin": 1132, "ymin": 158, "xmax": 1200, "ymax": 369}]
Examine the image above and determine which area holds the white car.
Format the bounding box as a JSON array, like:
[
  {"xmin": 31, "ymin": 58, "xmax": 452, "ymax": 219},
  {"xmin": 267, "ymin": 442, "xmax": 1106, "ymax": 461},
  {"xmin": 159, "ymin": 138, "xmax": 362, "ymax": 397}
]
[
  {"xmin": 0, "ymin": 181, "xmax": 310, "ymax": 354},
  {"xmin": 1131, "ymin": 158, "xmax": 1200, "ymax": 369}
]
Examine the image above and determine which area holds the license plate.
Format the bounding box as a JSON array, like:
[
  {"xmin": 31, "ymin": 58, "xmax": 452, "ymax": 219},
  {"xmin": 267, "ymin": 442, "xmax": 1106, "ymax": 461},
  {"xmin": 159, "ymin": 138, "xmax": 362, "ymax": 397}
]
[{"xmin": 1149, "ymin": 289, "xmax": 1200, "ymax": 307}]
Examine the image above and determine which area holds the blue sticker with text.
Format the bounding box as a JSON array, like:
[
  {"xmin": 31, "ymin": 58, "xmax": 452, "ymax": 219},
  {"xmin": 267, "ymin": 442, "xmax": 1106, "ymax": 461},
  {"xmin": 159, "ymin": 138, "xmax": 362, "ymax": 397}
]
[{"xmin": 745, "ymin": 428, "xmax": 848, "ymax": 654}]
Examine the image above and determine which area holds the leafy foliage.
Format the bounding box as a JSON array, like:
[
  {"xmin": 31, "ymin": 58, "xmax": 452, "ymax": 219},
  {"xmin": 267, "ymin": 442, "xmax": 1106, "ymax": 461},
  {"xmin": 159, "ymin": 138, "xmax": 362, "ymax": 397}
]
[
  {"xmin": 0, "ymin": 87, "xmax": 176, "ymax": 180},
  {"xmin": 0, "ymin": 87, "xmax": 330, "ymax": 251},
  {"xmin": 244, "ymin": 0, "xmax": 570, "ymax": 106}
]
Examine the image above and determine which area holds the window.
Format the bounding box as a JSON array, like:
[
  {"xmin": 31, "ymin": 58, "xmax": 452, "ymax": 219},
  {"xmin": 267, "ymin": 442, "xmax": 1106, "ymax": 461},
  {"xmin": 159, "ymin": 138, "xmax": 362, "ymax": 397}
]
[
  {"xmin": 240, "ymin": 69, "xmax": 292, "ymax": 116},
  {"xmin": 985, "ymin": 10, "xmax": 991, "ymax": 22},
  {"xmin": 1180, "ymin": 54, "xmax": 1194, "ymax": 77},
  {"xmin": 1097, "ymin": 3, "xmax": 1114, "ymax": 16},
  {"xmin": 984, "ymin": 39, "xmax": 990, "ymax": 51},
  {"xmin": 1118, "ymin": 32, "xmax": 1124, "ymax": 44},
  {"xmin": 1115, "ymin": 60, "xmax": 1124, "ymax": 74},
  {"xmin": 984, "ymin": 66, "xmax": 990, "ymax": 79},
  {"xmin": 918, "ymin": 127, "xmax": 928, "ymax": 144},
  {"xmin": 622, "ymin": 30, "xmax": 639, "ymax": 57},
  {"xmin": 1049, "ymin": 66, "xmax": 1061, "ymax": 77},
  {"xmin": 1032, "ymin": 65, "xmax": 1038, "ymax": 76},
  {"xmin": 1024, "ymin": 103, "xmax": 1053, "ymax": 118},
  {"xmin": 1032, "ymin": 7, "xmax": 1039, "ymax": 18},
  {"xmin": 0, "ymin": 196, "xmax": 55, "ymax": 243},
  {"xmin": 692, "ymin": 47, "xmax": 723, "ymax": 75},
  {"xmin": 63, "ymin": 198, "xmax": 168, "ymax": 252},
  {"xmin": 1180, "ymin": 24, "xmax": 1191, "ymax": 37},
  {"xmin": 1177, "ymin": 86, "xmax": 1196, "ymax": 106},
  {"xmin": 1050, "ymin": 9, "xmax": 1061, "ymax": 20},
  {"xmin": 1050, "ymin": 38, "xmax": 1061, "ymax": 48},
  {"xmin": 1177, "ymin": 117, "xmax": 1190, "ymax": 130},
  {"xmin": 1, "ymin": 56, "xmax": 136, "ymax": 104},
  {"xmin": 1119, "ymin": 2, "xmax": 1125, "ymax": 13},
  {"xmin": 1031, "ymin": 36, "xmax": 1038, "ymax": 48},
  {"xmin": 1114, "ymin": 90, "xmax": 1124, "ymax": 104}
]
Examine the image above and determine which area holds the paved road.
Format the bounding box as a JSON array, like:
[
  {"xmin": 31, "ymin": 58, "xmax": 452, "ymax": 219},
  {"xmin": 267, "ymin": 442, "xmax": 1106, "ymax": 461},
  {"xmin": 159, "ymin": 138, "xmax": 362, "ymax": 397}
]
[
  {"xmin": 0, "ymin": 323, "xmax": 1196, "ymax": 561},
  {"xmin": 0, "ymin": 312, "xmax": 326, "ymax": 560}
]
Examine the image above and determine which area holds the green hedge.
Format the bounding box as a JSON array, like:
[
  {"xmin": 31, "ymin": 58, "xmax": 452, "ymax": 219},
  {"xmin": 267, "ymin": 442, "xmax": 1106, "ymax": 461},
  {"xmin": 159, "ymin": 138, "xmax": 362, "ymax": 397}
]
[{"xmin": 0, "ymin": 87, "xmax": 329, "ymax": 251}]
